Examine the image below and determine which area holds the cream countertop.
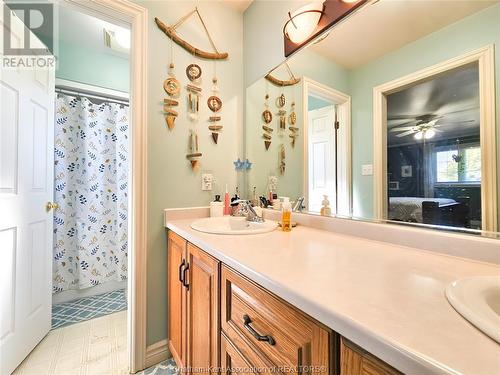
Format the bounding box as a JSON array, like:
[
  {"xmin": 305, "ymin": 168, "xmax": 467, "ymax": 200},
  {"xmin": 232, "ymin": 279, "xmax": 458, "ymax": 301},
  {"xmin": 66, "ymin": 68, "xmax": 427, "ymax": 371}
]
[{"xmin": 166, "ymin": 219, "xmax": 500, "ymax": 375}]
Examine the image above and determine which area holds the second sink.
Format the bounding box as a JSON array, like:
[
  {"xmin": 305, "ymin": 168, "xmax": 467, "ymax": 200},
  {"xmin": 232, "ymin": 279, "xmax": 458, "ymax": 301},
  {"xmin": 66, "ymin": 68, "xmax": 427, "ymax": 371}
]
[{"xmin": 445, "ymin": 276, "xmax": 500, "ymax": 343}]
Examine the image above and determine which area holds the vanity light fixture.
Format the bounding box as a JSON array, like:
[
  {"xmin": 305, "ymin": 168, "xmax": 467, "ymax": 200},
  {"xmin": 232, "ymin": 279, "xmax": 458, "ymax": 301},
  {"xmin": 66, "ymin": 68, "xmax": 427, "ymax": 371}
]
[{"xmin": 283, "ymin": 2, "xmax": 325, "ymax": 44}]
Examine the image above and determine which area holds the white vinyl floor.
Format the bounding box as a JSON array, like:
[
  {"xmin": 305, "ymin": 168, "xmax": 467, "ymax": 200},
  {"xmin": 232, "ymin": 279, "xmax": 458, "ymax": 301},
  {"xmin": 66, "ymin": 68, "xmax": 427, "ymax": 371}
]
[{"xmin": 13, "ymin": 311, "xmax": 128, "ymax": 375}]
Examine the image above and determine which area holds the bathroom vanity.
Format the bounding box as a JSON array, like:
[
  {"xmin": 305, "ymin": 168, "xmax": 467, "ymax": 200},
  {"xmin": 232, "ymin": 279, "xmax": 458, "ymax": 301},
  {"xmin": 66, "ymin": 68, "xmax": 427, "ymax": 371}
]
[
  {"xmin": 167, "ymin": 230, "xmax": 400, "ymax": 375},
  {"xmin": 165, "ymin": 211, "xmax": 500, "ymax": 375}
]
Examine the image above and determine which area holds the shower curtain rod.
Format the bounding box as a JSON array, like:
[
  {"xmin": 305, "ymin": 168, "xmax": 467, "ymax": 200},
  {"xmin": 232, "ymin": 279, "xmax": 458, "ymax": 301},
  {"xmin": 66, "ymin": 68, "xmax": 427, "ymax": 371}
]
[{"xmin": 55, "ymin": 87, "xmax": 130, "ymax": 106}]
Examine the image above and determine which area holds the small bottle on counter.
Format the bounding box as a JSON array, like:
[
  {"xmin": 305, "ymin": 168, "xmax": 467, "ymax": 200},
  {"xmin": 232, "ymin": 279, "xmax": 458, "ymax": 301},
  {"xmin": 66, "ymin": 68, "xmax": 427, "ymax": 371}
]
[
  {"xmin": 281, "ymin": 197, "xmax": 292, "ymax": 232},
  {"xmin": 320, "ymin": 195, "xmax": 331, "ymax": 216},
  {"xmin": 223, "ymin": 185, "xmax": 230, "ymax": 216},
  {"xmin": 210, "ymin": 195, "xmax": 223, "ymax": 217}
]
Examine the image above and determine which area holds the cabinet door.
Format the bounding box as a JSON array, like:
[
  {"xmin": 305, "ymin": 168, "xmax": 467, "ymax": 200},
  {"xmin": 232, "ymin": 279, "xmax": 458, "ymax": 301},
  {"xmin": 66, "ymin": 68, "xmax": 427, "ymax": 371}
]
[
  {"xmin": 186, "ymin": 243, "xmax": 220, "ymax": 375},
  {"xmin": 340, "ymin": 338, "xmax": 401, "ymax": 375},
  {"xmin": 168, "ymin": 231, "xmax": 187, "ymax": 368}
]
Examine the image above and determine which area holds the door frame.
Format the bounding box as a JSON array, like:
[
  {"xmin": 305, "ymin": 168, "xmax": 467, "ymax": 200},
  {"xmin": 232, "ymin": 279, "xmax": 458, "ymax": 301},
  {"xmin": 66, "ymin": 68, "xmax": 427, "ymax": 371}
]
[
  {"xmin": 373, "ymin": 45, "xmax": 497, "ymax": 231},
  {"xmin": 302, "ymin": 77, "xmax": 352, "ymax": 216},
  {"xmin": 59, "ymin": 0, "xmax": 149, "ymax": 372}
]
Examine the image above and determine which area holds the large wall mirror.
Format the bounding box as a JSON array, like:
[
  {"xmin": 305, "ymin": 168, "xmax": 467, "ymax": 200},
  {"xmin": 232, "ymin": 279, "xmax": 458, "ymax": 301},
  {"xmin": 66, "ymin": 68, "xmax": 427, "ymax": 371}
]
[{"xmin": 245, "ymin": 0, "xmax": 500, "ymax": 236}]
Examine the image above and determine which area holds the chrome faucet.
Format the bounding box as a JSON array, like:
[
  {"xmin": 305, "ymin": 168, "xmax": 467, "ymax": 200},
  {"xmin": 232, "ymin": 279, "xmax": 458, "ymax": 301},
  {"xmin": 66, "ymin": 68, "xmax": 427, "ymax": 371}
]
[
  {"xmin": 293, "ymin": 197, "xmax": 305, "ymax": 212},
  {"xmin": 232, "ymin": 200, "xmax": 265, "ymax": 223}
]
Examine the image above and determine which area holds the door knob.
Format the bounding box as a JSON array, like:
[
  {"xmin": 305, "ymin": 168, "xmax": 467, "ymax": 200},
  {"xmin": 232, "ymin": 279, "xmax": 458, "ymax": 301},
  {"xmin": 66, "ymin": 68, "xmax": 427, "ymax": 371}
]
[{"xmin": 46, "ymin": 202, "xmax": 59, "ymax": 211}]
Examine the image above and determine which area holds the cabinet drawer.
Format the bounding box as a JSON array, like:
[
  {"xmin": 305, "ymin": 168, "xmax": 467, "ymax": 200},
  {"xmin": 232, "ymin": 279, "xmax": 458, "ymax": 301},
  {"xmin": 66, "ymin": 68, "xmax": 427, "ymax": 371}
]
[
  {"xmin": 340, "ymin": 338, "xmax": 401, "ymax": 375},
  {"xmin": 221, "ymin": 265, "xmax": 335, "ymax": 374}
]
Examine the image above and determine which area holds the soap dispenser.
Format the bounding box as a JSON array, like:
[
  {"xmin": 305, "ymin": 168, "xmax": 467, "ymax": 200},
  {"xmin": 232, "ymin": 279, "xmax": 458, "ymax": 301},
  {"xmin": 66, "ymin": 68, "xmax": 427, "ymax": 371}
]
[
  {"xmin": 320, "ymin": 195, "xmax": 331, "ymax": 216},
  {"xmin": 281, "ymin": 197, "xmax": 292, "ymax": 232},
  {"xmin": 210, "ymin": 195, "xmax": 223, "ymax": 217}
]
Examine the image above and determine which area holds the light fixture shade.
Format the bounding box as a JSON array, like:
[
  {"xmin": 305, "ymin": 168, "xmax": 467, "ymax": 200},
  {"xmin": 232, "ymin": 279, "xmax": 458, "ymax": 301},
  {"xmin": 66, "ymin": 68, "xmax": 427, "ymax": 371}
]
[
  {"xmin": 284, "ymin": 2, "xmax": 324, "ymax": 44},
  {"xmin": 414, "ymin": 132, "xmax": 423, "ymax": 140},
  {"xmin": 424, "ymin": 129, "xmax": 436, "ymax": 139}
]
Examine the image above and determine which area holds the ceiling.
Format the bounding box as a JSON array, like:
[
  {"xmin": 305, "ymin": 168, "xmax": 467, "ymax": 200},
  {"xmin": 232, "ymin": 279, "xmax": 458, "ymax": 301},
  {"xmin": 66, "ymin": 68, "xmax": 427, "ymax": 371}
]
[
  {"xmin": 224, "ymin": 0, "xmax": 254, "ymax": 13},
  {"xmin": 310, "ymin": 0, "xmax": 498, "ymax": 69},
  {"xmin": 387, "ymin": 62, "xmax": 479, "ymax": 145},
  {"xmin": 53, "ymin": 5, "xmax": 130, "ymax": 58}
]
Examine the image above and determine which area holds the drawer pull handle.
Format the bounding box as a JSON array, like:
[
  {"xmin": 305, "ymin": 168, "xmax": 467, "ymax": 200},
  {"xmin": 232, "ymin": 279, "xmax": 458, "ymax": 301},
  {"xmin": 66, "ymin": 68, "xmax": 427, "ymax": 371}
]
[
  {"xmin": 243, "ymin": 314, "xmax": 275, "ymax": 346},
  {"xmin": 178, "ymin": 260, "xmax": 186, "ymax": 283},
  {"xmin": 182, "ymin": 263, "xmax": 190, "ymax": 290}
]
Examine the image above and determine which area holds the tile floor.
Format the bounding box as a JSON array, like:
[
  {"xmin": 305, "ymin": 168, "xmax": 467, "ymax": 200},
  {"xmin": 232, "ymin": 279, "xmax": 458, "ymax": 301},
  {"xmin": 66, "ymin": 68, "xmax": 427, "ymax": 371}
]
[
  {"xmin": 52, "ymin": 289, "xmax": 127, "ymax": 329},
  {"xmin": 13, "ymin": 308, "xmax": 179, "ymax": 375},
  {"xmin": 13, "ymin": 310, "xmax": 128, "ymax": 375}
]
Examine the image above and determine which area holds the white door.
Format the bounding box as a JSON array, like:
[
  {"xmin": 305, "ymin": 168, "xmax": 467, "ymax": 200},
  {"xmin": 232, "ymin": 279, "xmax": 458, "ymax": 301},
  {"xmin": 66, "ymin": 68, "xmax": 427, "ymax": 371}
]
[
  {"xmin": 0, "ymin": 8, "xmax": 55, "ymax": 374},
  {"xmin": 308, "ymin": 105, "xmax": 336, "ymax": 213}
]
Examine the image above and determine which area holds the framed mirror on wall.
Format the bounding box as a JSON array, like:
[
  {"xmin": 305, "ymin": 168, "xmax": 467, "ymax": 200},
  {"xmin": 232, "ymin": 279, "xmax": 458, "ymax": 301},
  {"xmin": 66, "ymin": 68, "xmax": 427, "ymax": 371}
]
[{"xmin": 244, "ymin": 0, "xmax": 500, "ymax": 237}]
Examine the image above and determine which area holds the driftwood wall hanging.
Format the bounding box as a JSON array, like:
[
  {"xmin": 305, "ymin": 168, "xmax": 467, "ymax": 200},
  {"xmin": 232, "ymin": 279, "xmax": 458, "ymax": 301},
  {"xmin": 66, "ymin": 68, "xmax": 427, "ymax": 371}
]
[
  {"xmin": 155, "ymin": 8, "xmax": 229, "ymax": 60},
  {"xmin": 265, "ymin": 63, "xmax": 301, "ymax": 87}
]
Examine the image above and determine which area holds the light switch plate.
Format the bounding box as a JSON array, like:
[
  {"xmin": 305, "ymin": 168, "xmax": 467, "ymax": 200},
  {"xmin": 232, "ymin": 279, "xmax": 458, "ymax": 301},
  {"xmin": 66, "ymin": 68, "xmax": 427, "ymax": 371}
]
[
  {"xmin": 361, "ymin": 164, "xmax": 373, "ymax": 176},
  {"xmin": 201, "ymin": 174, "xmax": 213, "ymax": 191}
]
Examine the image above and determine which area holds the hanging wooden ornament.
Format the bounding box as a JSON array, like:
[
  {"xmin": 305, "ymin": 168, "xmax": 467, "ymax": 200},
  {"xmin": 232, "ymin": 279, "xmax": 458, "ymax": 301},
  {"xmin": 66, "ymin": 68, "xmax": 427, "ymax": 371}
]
[
  {"xmin": 279, "ymin": 144, "xmax": 286, "ymax": 175},
  {"xmin": 288, "ymin": 101, "xmax": 298, "ymax": 147},
  {"xmin": 288, "ymin": 102, "xmax": 297, "ymax": 125},
  {"xmin": 207, "ymin": 74, "xmax": 223, "ymax": 144},
  {"xmin": 186, "ymin": 130, "xmax": 202, "ymax": 169},
  {"xmin": 207, "ymin": 96, "xmax": 222, "ymax": 112},
  {"xmin": 186, "ymin": 64, "xmax": 202, "ymax": 82},
  {"xmin": 186, "ymin": 84, "xmax": 201, "ymax": 121},
  {"xmin": 262, "ymin": 93, "xmax": 272, "ymax": 150},
  {"xmin": 278, "ymin": 110, "xmax": 287, "ymax": 130},
  {"xmin": 276, "ymin": 93, "xmax": 286, "ymax": 108},
  {"xmin": 262, "ymin": 110, "xmax": 272, "ymax": 124},
  {"xmin": 163, "ymin": 36, "xmax": 180, "ymax": 130}
]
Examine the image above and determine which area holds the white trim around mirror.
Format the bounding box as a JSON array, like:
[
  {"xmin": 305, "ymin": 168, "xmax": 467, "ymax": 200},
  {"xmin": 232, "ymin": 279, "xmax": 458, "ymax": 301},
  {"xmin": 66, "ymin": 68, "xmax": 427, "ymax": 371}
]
[{"xmin": 373, "ymin": 45, "xmax": 497, "ymax": 232}]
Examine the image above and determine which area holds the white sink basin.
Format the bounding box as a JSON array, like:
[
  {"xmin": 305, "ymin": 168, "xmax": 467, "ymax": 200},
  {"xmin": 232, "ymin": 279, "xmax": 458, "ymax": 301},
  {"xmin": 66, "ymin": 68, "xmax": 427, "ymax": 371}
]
[
  {"xmin": 191, "ymin": 216, "xmax": 278, "ymax": 235},
  {"xmin": 445, "ymin": 276, "xmax": 500, "ymax": 343}
]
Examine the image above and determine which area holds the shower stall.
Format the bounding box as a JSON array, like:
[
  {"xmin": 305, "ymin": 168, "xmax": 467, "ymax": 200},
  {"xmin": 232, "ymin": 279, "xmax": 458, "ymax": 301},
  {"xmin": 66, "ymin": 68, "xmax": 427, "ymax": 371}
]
[{"xmin": 51, "ymin": 80, "xmax": 130, "ymax": 327}]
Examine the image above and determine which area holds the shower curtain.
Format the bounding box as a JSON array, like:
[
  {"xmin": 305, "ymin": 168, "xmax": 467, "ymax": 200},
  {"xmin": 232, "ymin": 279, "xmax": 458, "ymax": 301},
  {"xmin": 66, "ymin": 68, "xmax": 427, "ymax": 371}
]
[{"xmin": 53, "ymin": 93, "xmax": 129, "ymax": 293}]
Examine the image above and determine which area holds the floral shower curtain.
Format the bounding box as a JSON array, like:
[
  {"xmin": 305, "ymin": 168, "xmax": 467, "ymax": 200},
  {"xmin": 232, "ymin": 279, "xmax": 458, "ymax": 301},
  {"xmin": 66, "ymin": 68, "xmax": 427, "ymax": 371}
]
[{"xmin": 53, "ymin": 93, "xmax": 129, "ymax": 293}]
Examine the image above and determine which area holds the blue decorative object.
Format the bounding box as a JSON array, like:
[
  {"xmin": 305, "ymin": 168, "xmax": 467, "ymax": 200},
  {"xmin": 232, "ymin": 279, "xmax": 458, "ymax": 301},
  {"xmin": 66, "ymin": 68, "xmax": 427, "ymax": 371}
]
[{"xmin": 234, "ymin": 158, "xmax": 252, "ymax": 171}]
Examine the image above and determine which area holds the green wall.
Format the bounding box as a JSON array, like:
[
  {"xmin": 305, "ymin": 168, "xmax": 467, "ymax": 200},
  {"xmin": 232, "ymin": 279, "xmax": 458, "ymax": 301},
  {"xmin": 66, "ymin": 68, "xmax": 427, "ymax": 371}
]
[
  {"xmin": 349, "ymin": 4, "xmax": 500, "ymax": 222},
  {"xmin": 139, "ymin": 1, "xmax": 244, "ymax": 346},
  {"xmin": 56, "ymin": 39, "xmax": 129, "ymax": 92}
]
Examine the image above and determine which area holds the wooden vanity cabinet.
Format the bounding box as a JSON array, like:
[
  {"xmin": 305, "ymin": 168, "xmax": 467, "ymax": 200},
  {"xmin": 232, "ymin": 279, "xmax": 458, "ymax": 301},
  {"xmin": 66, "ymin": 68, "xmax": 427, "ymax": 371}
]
[
  {"xmin": 167, "ymin": 231, "xmax": 187, "ymax": 368},
  {"xmin": 340, "ymin": 338, "xmax": 401, "ymax": 375},
  {"xmin": 168, "ymin": 230, "xmax": 401, "ymax": 375},
  {"xmin": 167, "ymin": 231, "xmax": 220, "ymax": 374}
]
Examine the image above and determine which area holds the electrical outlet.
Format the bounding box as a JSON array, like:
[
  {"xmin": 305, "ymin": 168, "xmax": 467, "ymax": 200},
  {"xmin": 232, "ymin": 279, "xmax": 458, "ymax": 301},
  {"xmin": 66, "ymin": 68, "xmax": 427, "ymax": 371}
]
[
  {"xmin": 202, "ymin": 174, "xmax": 213, "ymax": 191},
  {"xmin": 361, "ymin": 164, "xmax": 373, "ymax": 176}
]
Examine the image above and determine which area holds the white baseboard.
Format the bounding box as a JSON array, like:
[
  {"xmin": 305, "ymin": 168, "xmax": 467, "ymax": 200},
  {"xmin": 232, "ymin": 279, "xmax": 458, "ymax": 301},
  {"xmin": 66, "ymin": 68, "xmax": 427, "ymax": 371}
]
[{"xmin": 145, "ymin": 339, "xmax": 169, "ymax": 368}]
